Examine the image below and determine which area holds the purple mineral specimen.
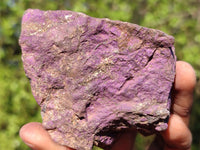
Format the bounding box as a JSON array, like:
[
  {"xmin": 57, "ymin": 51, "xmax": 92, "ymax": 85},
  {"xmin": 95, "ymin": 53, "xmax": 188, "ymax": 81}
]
[{"xmin": 19, "ymin": 9, "xmax": 176, "ymax": 150}]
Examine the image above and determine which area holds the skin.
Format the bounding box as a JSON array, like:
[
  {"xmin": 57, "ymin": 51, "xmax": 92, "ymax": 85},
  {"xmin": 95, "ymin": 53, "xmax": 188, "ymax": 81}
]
[{"xmin": 20, "ymin": 61, "xmax": 196, "ymax": 150}]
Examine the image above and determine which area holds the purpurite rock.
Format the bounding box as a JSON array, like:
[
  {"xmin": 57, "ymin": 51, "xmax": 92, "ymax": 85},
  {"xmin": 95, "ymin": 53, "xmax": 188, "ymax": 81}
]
[{"xmin": 19, "ymin": 9, "xmax": 176, "ymax": 150}]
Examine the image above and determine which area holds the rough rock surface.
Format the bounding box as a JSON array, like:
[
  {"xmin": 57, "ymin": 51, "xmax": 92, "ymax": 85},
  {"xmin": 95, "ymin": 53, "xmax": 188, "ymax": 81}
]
[{"xmin": 19, "ymin": 9, "xmax": 176, "ymax": 150}]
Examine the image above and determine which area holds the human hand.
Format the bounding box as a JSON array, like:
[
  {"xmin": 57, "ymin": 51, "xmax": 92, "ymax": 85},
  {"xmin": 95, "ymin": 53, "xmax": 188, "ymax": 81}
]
[
  {"xmin": 19, "ymin": 61, "xmax": 196, "ymax": 150},
  {"xmin": 147, "ymin": 61, "xmax": 196, "ymax": 150}
]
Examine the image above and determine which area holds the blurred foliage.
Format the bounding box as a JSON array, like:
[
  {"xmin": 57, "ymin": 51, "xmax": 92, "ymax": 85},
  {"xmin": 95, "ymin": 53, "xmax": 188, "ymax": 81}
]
[
  {"xmin": 0, "ymin": 0, "xmax": 200, "ymax": 149},
  {"xmin": 0, "ymin": 59, "xmax": 41, "ymax": 149}
]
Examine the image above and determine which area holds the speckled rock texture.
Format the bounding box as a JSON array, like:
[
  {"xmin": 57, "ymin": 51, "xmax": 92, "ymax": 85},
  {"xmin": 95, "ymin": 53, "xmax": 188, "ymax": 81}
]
[{"xmin": 19, "ymin": 9, "xmax": 176, "ymax": 150}]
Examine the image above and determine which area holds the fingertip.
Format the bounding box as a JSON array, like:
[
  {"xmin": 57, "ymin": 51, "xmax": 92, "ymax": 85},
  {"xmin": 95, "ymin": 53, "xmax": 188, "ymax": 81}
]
[
  {"xmin": 19, "ymin": 122, "xmax": 44, "ymax": 147},
  {"xmin": 20, "ymin": 122, "xmax": 71, "ymax": 150},
  {"xmin": 171, "ymin": 61, "xmax": 196, "ymax": 126},
  {"xmin": 175, "ymin": 61, "xmax": 196, "ymax": 92}
]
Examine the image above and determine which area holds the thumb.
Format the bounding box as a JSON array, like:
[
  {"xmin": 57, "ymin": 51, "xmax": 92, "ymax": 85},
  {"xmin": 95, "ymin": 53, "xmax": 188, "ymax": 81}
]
[{"xmin": 20, "ymin": 122, "xmax": 73, "ymax": 150}]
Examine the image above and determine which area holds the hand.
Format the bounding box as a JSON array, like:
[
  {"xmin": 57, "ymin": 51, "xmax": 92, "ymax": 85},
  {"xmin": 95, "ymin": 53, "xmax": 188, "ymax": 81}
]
[
  {"xmin": 147, "ymin": 61, "xmax": 196, "ymax": 150},
  {"xmin": 20, "ymin": 61, "xmax": 196, "ymax": 150}
]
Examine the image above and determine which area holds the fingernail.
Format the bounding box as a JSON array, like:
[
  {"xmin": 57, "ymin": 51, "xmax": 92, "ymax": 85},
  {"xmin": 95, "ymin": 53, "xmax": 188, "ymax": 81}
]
[{"xmin": 24, "ymin": 142, "xmax": 35, "ymax": 149}]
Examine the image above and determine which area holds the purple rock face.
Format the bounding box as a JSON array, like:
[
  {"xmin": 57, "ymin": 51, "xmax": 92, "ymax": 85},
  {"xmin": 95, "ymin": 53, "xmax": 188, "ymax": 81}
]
[{"xmin": 19, "ymin": 9, "xmax": 176, "ymax": 150}]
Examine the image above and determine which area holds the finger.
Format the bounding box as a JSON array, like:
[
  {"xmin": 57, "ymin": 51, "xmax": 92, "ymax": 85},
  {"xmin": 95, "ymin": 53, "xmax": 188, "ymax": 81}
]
[
  {"xmin": 149, "ymin": 61, "xmax": 195, "ymax": 150},
  {"xmin": 161, "ymin": 114, "xmax": 192, "ymax": 150},
  {"xmin": 110, "ymin": 130, "xmax": 137, "ymax": 150},
  {"xmin": 148, "ymin": 115, "xmax": 192, "ymax": 150},
  {"xmin": 20, "ymin": 122, "xmax": 74, "ymax": 150},
  {"xmin": 172, "ymin": 61, "xmax": 196, "ymax": 125},
  {"xmin": 148, "ymin": 135, "xmax": 164, "ymax": 150}
]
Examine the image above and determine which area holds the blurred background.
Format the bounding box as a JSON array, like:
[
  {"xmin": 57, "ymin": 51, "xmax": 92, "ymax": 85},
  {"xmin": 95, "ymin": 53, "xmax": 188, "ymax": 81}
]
[{"xmin": 0, "ymin": 0, "xmax": 200, "ymax": 149}]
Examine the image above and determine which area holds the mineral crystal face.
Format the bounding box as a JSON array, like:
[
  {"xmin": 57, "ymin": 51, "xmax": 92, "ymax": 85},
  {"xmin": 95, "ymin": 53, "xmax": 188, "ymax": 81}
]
[{"xmin": 19, "ymin": 9, "xmax": 176, "ymax": 150}]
